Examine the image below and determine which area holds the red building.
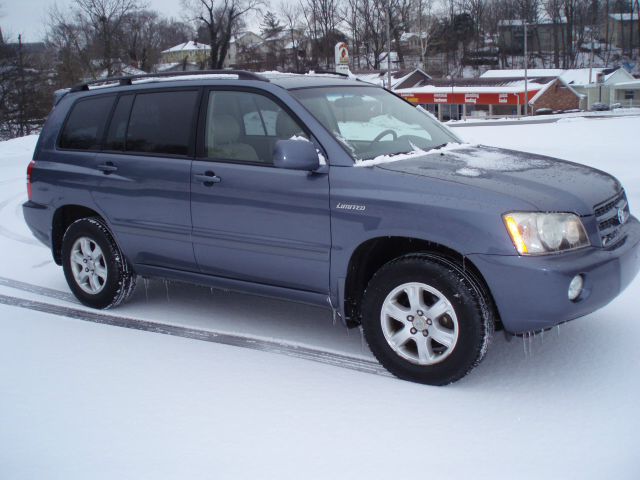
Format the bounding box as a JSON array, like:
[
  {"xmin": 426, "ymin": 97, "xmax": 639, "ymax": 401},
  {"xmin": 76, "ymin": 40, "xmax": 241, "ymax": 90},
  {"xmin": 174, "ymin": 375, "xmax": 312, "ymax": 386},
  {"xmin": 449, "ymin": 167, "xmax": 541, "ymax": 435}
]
[{"xmin": 395, "ymin": 75, "xmax": 583, "ymax": 120}]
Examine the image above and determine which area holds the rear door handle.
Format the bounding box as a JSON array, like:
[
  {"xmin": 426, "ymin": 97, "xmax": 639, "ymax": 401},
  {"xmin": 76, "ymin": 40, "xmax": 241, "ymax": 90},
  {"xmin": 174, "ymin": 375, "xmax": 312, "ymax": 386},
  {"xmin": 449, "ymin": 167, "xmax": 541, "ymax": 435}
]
[
  {"xmin": 97, "ymin": 162, "xmax": 118, "ymax": 174},
  {"xmin": 194, "ymin": 171, "xmax": 221, "ymax": 186}
]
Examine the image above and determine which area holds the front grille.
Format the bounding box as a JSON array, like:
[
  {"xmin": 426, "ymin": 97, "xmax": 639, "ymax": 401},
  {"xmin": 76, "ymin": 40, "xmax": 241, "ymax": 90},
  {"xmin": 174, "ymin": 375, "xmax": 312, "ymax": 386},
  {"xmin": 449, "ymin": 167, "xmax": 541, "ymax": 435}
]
[{"xmin": 594, "ymin": 190, "xmax": 630, "ymax": 248}]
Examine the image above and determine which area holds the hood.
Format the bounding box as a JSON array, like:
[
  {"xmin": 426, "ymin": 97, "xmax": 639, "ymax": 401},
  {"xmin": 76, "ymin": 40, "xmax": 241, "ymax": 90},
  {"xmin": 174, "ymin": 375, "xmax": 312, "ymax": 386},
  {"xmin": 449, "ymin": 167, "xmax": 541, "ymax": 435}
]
[{"xmin": 374, "ymin": 145, "xmax": 621, "ymax": 215}]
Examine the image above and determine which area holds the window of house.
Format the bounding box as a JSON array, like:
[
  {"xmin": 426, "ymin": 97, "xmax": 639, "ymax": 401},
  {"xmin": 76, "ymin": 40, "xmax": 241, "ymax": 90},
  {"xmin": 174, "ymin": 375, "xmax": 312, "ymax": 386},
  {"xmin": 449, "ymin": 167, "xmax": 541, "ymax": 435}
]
[
  {"xmin": 59, "ymin": 95, "xmax": 115, "ymax": 150},
  {"xmin": 624, "ymin": 90, "xmax": 635, "ymax": 100}
]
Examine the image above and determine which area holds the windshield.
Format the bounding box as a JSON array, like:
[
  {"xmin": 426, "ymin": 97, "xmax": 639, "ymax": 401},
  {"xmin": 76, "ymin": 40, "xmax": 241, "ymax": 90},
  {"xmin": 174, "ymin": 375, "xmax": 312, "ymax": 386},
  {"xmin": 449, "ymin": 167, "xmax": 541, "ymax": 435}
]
[{"xmin": 291, "ymin": 86, "xmax": 458, "ymax": 162}]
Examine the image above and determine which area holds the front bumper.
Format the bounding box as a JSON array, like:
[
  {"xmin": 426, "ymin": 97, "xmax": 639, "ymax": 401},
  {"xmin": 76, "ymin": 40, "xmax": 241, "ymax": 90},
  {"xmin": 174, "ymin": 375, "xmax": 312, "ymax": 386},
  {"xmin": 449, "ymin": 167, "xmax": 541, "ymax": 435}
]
[{"xmin": 469, "ymin": 216, "xmax": 640, "ymax": 333}]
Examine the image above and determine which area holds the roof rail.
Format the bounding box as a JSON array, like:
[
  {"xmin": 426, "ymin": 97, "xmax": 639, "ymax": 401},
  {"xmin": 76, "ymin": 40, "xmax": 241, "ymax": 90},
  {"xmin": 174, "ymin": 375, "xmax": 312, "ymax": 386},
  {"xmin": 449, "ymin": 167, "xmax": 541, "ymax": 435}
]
[
  {"xmin": 69, "ymin": 69, "xmax": 270, "ymax": 92},
  {"xmin": 310, "ymin": 69, "xmax": 351, "ymax": 78}
]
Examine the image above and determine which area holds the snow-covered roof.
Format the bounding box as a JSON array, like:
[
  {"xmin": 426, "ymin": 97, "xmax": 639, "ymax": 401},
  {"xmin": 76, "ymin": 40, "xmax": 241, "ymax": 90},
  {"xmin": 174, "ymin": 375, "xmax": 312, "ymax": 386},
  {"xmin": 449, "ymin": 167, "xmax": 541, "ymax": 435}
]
[
  {"xmin": 559, "ymin": 68, "xmax": 630, "ymax": 85},
  {"xmin": 400, "ymin": 32, "xmax": 427, "ymax": 42},
  {"xmin": 354, "ymin": 69, "xmax": 426, "ymax": 88},
  {"xmin": 162, "ymin": 41, "xmax": 211, "ymax": 54},
  {"xmin": 559, "ymin": 68, "xmax": 605, "ymax": 85},
  {"xmin": 378, "ymin": 51, "xmax": 399, "ymax": 63},
  {"xmin": 498, "ymin": 17, "xmax": 567, "ymax": 26},
  {"xmin": 609, "ymin": 13, "xmax": 639, "ymax": 21},
  {"xmin": 481, "ymin": 69, "xmax": 565, "ymax": 79},
  {"xmin": 481, "ymin": 68, "xmax": 630, "ymax": 86},
  {"xmin": 498, "ymin": 19, "xmax": 525, "ymax": 26},
  {"xmin": 230, "ymin": 31, "xmax": 264, "ymax": 44},
  {"xmin": 154, "ymin": 62, "xmax": 200, "ymax": 72},
  {"xmin": 395, "ymin": 81, "xmax": 546, "ymax": 95},
  {"xmin": 610, "ymin": 80, "xmax": 640, "ymax": 89}
]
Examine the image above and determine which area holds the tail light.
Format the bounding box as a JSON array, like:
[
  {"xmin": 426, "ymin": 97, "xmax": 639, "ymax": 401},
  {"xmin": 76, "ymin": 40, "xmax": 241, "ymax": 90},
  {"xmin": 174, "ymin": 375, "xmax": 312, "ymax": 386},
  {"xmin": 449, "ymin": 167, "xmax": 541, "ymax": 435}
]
[{"xmin": 27, "ymin": 161, "xmax": 35, "ymax": 201}]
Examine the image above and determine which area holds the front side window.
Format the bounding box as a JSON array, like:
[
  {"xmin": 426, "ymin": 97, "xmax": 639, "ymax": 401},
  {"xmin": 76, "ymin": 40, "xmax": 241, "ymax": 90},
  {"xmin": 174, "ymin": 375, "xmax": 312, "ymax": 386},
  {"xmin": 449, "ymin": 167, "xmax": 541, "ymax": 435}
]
[
  {"xmin": 205, "ymin": 90, "xmax": 307, "ymax": 164},
  {"xmin": 126, "ymin": 90, "xmax": 198, "ymax": 156},
  {"xmin": 59, "ymin": 95, "xmax": 115, "ymax": 150},
  {"xmin": 291, "ymin": 86, "xmax": 457, "ymax": 162}
]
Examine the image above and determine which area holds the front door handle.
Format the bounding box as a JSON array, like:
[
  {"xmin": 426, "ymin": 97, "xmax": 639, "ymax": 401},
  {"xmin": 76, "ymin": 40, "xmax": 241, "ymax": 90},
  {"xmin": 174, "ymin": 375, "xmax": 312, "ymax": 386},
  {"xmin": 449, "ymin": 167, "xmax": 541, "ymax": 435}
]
[
  {"xmin": 194, "ymin": 171, "xmax": 221, "ymax": 186},
  {"xmin": 97, "ymin": 162, "xmax": 118, "ymax": 174}
]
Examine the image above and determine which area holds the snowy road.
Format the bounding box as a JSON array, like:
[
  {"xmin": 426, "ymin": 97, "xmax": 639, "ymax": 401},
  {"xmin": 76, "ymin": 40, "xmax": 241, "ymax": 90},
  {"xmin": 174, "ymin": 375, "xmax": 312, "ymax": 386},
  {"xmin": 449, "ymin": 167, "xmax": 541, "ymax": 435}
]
[{"xmin": 1, "ymin": 120, "xmax": 640, "ymax": 479}]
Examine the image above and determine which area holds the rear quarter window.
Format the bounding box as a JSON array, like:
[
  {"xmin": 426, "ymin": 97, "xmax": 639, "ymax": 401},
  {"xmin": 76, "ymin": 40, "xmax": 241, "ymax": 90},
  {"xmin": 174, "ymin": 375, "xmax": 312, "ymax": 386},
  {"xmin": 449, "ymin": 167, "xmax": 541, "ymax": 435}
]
[{"xmin": 59, "ymin": 95, "xmax": 115, "ymax": 150}]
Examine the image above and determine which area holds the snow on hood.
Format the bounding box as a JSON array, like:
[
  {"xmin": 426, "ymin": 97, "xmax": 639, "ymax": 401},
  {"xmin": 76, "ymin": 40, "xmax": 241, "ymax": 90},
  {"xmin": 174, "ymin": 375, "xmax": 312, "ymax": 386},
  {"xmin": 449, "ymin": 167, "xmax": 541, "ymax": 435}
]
[
  {"xmin": 373, "ymin": 144, "xmax": 621, "ymax": 214},
  {"xmin": 448, "ymin": 146, "xmax": 552, "ymax": 174}
]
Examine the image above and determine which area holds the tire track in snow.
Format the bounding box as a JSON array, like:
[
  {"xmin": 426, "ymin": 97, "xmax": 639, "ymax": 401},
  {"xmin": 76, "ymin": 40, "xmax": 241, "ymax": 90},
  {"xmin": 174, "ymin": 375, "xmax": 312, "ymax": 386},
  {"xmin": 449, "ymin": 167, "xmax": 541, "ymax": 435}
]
[
  {"xmin": 0, "ymin": 276, "xmax": 78, "ymax": 303},
  {"xmin": 0, "ymin": 286, "xmax": 391, "ymax": 378}
]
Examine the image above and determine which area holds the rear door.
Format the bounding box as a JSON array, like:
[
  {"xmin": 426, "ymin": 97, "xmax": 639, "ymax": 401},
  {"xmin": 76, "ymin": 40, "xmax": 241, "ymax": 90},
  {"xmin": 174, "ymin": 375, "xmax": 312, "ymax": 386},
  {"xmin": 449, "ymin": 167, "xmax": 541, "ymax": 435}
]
[
  {"xmin": 190, "ymin": 89, "xmax": 331, "ymax": 293},
  {"xmin": 90, "ymin": 89, "xmax": 200, "ymax": 271}
]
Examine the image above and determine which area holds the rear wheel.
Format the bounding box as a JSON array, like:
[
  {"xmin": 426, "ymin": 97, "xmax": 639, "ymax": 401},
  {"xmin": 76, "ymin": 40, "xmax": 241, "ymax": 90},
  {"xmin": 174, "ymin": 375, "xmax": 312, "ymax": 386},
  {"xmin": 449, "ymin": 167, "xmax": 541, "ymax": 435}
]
[
  {"xmin": 361, "ymin": 254, "xmax": 493, "ymax": 385},
  {"xmin": 62, "ymin": 217, "xmax": 136, "ymax": 309}
]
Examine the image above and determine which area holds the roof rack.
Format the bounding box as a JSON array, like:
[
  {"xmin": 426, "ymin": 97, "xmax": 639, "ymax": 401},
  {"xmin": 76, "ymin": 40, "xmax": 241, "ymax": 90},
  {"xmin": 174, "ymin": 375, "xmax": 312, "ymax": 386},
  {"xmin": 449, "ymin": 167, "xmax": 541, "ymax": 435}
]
[
  {"xmin": 69, "ymin": 69, "xmax": 269, "ymax": 92},
  {"xmin": 309, "ymin": 69, "xmax": 351, "ymax": 78}
]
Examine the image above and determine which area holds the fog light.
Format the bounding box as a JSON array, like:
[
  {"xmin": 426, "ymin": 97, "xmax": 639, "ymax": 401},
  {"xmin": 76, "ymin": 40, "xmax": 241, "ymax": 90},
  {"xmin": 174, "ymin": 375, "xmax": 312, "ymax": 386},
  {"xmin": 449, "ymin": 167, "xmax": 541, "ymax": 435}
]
[{"xmin": 568, "ymin": 275, "xmax": 584, "ymax": 301}]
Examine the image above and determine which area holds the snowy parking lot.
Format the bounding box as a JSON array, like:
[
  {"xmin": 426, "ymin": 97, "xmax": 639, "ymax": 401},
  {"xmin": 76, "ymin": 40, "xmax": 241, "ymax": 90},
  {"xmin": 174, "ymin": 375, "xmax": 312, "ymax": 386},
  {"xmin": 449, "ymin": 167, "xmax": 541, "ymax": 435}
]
[{"xmin": 1, "ymin": 116, "xmax": 640, "ymax": 479}]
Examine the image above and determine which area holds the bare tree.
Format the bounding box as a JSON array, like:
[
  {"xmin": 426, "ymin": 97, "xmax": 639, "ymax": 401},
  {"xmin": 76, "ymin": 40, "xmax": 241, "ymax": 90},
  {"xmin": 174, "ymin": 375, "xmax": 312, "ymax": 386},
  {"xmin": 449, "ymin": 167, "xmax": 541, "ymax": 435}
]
[
  {"xmin": 120, "ymin": 11, "xmax": 194, "ymax": 71},
  {"xmin": 300, "ymin": 0, "xmax": 341, "ymax": 67},
  {"xmin": 183, "ymin": 0, "xmax": 262, "ymax": 69},
  {"xmin": 280, "ymin": 1, "xmax": 304, "ymax": 71},
  {"xmin": 74, "ymin": 0, "xmax": 140, "ymax": 76}
]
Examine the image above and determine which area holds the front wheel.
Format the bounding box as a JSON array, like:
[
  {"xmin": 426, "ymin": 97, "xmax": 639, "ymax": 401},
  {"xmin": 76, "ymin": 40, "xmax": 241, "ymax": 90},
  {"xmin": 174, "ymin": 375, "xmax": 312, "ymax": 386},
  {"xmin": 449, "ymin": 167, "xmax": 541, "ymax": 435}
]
[
  {"xmin": 361, "ymin": 254, "xmax": 493, "ymax": 385},
  {"xmin": 62, "ymin": 217, "xmax": 136, "ymax": 309}
]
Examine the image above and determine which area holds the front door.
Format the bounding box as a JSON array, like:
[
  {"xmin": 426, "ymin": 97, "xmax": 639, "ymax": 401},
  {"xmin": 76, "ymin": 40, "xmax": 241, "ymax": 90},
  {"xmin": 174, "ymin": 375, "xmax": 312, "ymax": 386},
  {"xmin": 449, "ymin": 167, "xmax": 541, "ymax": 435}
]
[{"xmin": 190, "ymin": 89, "xmax": 331, "ymax": 293}]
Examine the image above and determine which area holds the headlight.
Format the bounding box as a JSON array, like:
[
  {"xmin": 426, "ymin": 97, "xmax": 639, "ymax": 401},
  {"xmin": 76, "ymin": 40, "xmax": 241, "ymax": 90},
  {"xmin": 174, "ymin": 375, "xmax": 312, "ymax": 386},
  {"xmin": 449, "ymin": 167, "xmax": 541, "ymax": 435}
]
[{"xmin": 503, "ymin": 212, "xmax": 590, "ymax": 255}]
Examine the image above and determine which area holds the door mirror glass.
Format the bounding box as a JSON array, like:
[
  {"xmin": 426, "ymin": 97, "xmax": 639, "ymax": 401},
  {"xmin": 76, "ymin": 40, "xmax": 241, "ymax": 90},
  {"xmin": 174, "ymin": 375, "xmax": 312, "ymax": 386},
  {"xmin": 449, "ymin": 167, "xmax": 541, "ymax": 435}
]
[{"xmin": 273, "ymin": 139, "xmax": 320, "ymax": 171}]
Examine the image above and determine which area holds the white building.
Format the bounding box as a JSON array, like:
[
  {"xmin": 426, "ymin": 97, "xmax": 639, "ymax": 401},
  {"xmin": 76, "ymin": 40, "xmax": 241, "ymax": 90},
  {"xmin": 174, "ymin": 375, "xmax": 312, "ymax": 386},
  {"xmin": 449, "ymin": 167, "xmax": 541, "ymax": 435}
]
[
  {"xmin": 481, "ymin": 67, "xmax": 640, "ymax": 109},
  {"xmin": 160, "ymin": 41, "xmax": 211, "ymax": 67}
]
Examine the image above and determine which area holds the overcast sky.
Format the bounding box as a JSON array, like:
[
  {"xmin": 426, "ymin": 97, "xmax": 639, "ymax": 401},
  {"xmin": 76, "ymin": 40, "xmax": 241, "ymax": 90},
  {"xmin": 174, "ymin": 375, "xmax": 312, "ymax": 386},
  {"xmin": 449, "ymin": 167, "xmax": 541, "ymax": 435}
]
[{"xmin": 1, "ymin": 0, "xmax": 187, "ymax": 42}]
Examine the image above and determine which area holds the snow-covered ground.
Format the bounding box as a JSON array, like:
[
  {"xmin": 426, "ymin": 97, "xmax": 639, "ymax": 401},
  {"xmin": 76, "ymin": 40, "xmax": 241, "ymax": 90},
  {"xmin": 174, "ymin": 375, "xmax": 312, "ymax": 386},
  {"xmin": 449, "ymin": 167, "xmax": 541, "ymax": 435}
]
[
  {"xmin": 447, "ymin": 107, "xmax": 640, "ymax": 126},
  {"xmin": 1, "ymin": 118, "xmax": 639, "ymax": 479}
]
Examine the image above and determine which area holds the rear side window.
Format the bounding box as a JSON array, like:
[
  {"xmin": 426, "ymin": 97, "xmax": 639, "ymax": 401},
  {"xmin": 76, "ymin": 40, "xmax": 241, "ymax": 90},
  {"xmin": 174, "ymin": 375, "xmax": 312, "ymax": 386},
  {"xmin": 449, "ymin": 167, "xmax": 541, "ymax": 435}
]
[
  {"xmin": 104, "ymin": 95, "xmax": 134, "ymax": 151},
  {"xmin": 59, "ymin": 95, "xmax": 115, "ymax": 150},
  {"xmin": 126, "ymin": 91, "xmax": 198, "ymax": 156}
]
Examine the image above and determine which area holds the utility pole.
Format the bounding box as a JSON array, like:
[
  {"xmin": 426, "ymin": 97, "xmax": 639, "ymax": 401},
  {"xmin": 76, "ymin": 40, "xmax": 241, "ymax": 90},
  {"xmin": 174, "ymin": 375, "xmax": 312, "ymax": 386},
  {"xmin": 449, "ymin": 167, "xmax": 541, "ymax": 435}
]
[
  {"xmin": 524, "ymin": 22, "xmax": 528, "ymax": 116},
  {"xmin": 386, "ymin": 0, "xmax": 392, "ymax": 89},
  {"xmin": 17, "ymin": 34, "xmax": 25, "ymax": 137}
]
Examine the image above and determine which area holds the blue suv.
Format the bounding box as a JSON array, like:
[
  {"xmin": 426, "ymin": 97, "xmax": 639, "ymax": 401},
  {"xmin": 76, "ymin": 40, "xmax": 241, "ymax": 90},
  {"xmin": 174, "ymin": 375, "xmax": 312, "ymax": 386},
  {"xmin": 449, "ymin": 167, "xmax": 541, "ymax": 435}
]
[{"xmin": 23, "ymin": 70, "xmax": 640, "ymax": 385}]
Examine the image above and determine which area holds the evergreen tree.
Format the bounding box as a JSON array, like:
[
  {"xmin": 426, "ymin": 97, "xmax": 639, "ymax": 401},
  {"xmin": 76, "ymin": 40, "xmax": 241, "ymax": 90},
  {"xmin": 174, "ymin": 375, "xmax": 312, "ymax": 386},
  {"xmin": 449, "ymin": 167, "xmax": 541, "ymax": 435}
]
[{"xmin": 261, "ymin": 12, "xmax": 284, "ymax": 39}]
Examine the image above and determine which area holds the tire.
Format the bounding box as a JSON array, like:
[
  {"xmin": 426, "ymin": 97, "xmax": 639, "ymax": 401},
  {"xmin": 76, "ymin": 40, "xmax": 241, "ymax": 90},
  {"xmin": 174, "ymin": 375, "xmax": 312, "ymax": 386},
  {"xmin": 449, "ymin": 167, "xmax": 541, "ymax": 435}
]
[
  {"xmin": 61, "ymin": 217, "xmax": 136, "ymax": 309},
  {"xmin": 361, "ymin": 254, "xmax": 494, "ymax": 385}
]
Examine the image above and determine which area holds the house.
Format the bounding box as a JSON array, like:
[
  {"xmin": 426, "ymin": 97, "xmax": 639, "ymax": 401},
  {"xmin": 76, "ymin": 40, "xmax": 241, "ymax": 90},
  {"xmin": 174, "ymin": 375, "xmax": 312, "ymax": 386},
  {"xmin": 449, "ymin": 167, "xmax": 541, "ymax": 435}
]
[
  {"xmin": 225, "ymin": 32, "xmax": 265, "ymax": 69},
  {"xmin": 498, "ymin": 18, "xmax": 568, "ymax": 54},
  {"xmin": 607, "ymin": 13, "xmax": 640, "ymax": 50},
  {"xmin": 160, "ymin": 41, "xmax": 211, "ymax": 67},
  {"xmin": 561, "ymin": 67, "xmax": 640, "ymax": 108},
  {"xmin": 527, "ymin": 77, "xmax": 585, "ymax": 113},
  {"xmin": 354, "ymin": 68, "xmax": 431, "ymax": 89},
  {"xmin": 481, "ymin": 67, "xmax": 640, "ymax": 109}
]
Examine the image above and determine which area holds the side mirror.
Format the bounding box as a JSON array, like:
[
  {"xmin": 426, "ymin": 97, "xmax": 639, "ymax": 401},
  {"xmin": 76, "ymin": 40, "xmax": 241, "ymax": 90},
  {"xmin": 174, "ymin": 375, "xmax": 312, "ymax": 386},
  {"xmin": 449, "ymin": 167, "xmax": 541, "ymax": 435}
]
[{"xmin": 273, "ymin": 139, "xmax": 320, "ymax": 171}]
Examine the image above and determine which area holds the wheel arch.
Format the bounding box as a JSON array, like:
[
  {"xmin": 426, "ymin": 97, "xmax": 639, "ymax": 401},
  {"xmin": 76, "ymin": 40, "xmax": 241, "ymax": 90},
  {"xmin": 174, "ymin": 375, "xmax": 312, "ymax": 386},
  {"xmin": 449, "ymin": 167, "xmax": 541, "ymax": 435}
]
[
  {"xmin": 342, "ymin": 236, "xmax": 500, "ymax": 329},
  {"xmin": 51, "ymin": 205, "xmax": 105, "ymax": 265}
]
